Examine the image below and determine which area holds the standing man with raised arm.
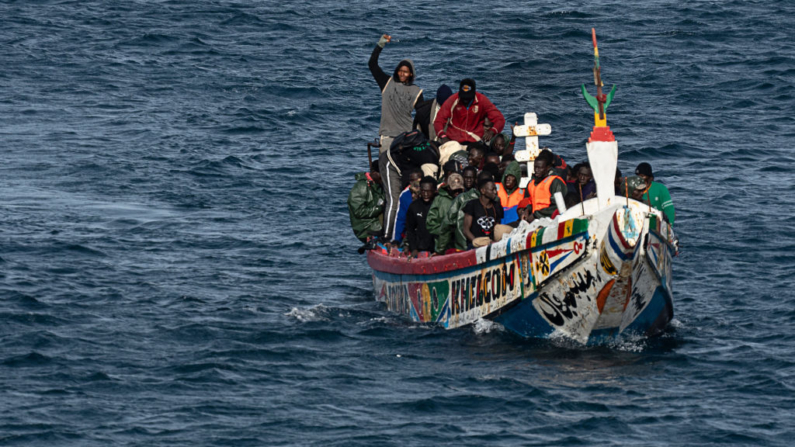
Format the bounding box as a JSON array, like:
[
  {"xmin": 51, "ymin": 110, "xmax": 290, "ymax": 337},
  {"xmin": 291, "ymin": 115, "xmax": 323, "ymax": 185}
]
[
  {"xmin": 369, "ymin": 34, "xmax": 424, "ymax": 154},
  {"xmin": 370, "ymin": 34, "xmax": 424, "ymax": 241}
]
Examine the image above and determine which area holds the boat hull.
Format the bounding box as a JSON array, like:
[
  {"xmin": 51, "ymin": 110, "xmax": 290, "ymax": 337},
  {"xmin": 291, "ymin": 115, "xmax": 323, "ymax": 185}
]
[{"xmin": 369, "ymin": 200, "xmax": 676, "ymax": 345}]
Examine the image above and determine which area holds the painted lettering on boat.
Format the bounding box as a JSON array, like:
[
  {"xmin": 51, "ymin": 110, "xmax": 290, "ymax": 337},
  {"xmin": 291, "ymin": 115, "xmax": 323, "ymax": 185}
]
[
  {"xmin": 536, "ymin": 270, "xmax": 598, "ymax": 327},
  {"xmin": 600, "ymin": 243, "xmax": 618, "ymax": 275},
  {"xmin": 450, "ymin": 261, "xmax": 517, "ymax": 317}
]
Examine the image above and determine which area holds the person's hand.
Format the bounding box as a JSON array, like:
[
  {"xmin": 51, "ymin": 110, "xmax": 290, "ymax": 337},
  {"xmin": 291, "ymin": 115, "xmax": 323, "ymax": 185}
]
[
  {"xmin": 510, "ymin": 121, "xmax": 518, "ymax": 136},
  {"xmin": 482, "ymin": 129, "xmax": 495, "ymax": 141},
  {"xmin": 377, "ymin": 34, "xmax": 391, "ymax": 48}
]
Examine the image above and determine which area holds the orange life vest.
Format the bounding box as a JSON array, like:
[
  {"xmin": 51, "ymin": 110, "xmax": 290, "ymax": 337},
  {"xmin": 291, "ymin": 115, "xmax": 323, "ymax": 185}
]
[
  {"xmin": 496, "ymin": 183, "xmax": 525, "ymax": 209},
  {"xmin": 526, "ymin": 175, "xmax": 563, "ymax": 212}
]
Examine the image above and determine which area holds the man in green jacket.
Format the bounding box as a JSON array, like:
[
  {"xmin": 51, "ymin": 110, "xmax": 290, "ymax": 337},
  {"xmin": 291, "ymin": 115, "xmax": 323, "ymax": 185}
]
[
  {"xmin": 635, "ymin": 162, "xmax": 675, "ymax": 225},
  {"xmin": 447, "ymin": 170, "xmax": 495, "ymax": 250},
  {"xmin": 348, "ymin": 162, "xmax": 386, "ymax": 242},
  {"xmin": 426, "ymin": 173, "xmax": 464, "ymax": 254}
]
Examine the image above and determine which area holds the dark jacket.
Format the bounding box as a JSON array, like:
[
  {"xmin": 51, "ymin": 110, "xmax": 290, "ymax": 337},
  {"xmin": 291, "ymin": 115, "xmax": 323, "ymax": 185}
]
[
  {"xmin": 406, "ymin": 199, "xmax": 435, "ymax": 252},
  {"xmin": 347, "ymin": 172, "xmax": 385, "ymax": 242},
  {"xmin": 413, "ymin": 98, "xmax": 437, "ymax": 141},
  {"xmin": 426, "ymin": 186, "xmax": 456, "ymax": 254}
]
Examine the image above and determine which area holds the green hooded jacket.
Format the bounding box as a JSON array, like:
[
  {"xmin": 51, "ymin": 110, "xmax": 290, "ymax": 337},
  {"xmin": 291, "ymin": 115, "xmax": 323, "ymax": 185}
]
[
  {"xmin": 347, "ymin": 172, "xmax": 385, "ymax": 242},
  {"xmin": 501, "ymin": 161, "xmax": 522, "ymax": 195},
  {"xmin": 426, "ymin": 185, "xmax": 457, "ymax": 254},
  {"xmin": 447, "ymin": 188, "xmax": 481, "ymax": 250}
]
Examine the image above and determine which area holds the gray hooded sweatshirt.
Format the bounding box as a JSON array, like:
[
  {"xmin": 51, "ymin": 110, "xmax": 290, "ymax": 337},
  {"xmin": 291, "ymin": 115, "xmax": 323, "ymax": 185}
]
[{"xmin": 379, "ymin": 59, "xmax": 423, "ymax": 137}]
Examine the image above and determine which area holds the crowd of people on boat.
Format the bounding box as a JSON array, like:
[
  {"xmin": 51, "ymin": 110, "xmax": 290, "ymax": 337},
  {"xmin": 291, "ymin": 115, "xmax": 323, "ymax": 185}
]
[{"xmin": 348, "ymin": 34, "xmax": 675, "ymax": 258}]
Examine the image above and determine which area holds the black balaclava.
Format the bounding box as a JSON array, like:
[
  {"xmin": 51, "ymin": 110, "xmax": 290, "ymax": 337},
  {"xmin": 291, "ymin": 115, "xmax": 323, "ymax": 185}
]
[{"xmin": 459, "ymin": 78, "xmax": 476, "ymax": 106}]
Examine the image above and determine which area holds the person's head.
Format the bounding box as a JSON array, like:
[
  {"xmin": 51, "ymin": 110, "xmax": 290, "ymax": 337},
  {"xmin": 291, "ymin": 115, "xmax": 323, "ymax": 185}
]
[
  {"xmin": 498, "ymin": 159, "xmax": 511, "ymax": 180},
  {"xmin": 462, "ymin": 166, "xmax": 478, "ymax": 190},
  {"xmin": 635, "ymin": 162, "xmax": 654, "ymax": 185},
  {"xmin": 484, "ymin": 151, "xmax": 500, "ymax": 167},
  {"xmin": 564, "ymin": 192, "xmax": 580, "ymax": 209},
  {"xmin": 478, "ymin": 178, "xmax": 497, "ymax": 201},
  {"xmin": 394, "ymin": 60, "xmax": 414, "ymax": 84},
  {"xmin": 491, "ymin": 133, "xmax": 508, "ymax": 155},
  {"xmin": 482, "ymin": 162, "xmax": 499, "ymax": 181},
  {"xmin": 577, "ymin": 162, "xmax": 593, "ymax": 186},
  {"xmin": 468, "ymin": 145, "xmax": 485, "ymax": 169},
  {"xmin": 459, "ymin": 78, "xmax": 476, "ymax": 105},
  {"xmin": 408, "ymin": 168, "xmax": 423, "ymax": 184},
  {"xmin": 442, "ymin": 160, "xmax": 460, "ymax": 182},
  {"xmin": 568, "ymin": 163, "xmax": 582, "ymax": 182},
  {"xmin": 436, "ymin": 84, "xmax": 453, "ymax": 106},
  {"xmin": 534, "ymin": 150, "xmax": 554, "ymax": 179},
  {"xmin": 477, "ymin": 170, "xmax": 494, "ymax": 187},
  {"xmin": 419, "ymin": 176, "xmax": 437, "ymax": 203},
  {"xmin": 408, "ymin": 168, "xmax": 423, "ymax": 196},
  {"xmin": 447, "ymin": 173, "xmax": 464, "ymax": 197},
  {"xmin": 504, "ymin": 172, "xmax": 517, "ymax": 191},
  {"xmin": 615, "ymin": 168, "xmax": 623, "ymax": 188},
  {"xmin": 369, "ymin": 160, "xmax": 381, "ymax": 184}
]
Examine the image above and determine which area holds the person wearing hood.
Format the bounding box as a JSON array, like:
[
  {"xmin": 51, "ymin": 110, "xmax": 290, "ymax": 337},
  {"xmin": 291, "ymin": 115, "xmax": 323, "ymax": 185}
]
[
  {"xmin": 523, "ymin": 150, "xmax": 567, "ymax": 221},
  {"xmin": 426, "ymin": 172, "xmax": 465, "ymax": 255},
  {"xmin": 414, "ymin": 84, "xmax": 453, "ymax": 142},
  {"xmin": 434, "ymin": 78, "xmax": 505, "ymax": 145},
  {"xmin": 495, "ymin": 161, "xmax": 525, "ymax": 223},
  {"xmin": 369, "ymin": 34, "xmax": 424, "ymax": 154},
  {"xmin": 347, "ymin": 161, "xmax": 385, "ymax": 243}
]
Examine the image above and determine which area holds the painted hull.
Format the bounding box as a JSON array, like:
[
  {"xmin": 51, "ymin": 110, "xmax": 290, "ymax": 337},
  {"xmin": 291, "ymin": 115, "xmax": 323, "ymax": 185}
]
[{"xmin": 368, "ymin": 198, "xmax": 676, "ymax": 345}]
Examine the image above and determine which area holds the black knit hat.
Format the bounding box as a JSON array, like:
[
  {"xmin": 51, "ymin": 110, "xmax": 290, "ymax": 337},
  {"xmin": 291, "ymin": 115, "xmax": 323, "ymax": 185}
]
[
  {"xmin": 459, "ymin": 78, "xmax": 476, "ymax": 104},
  {"xmin": 635, "ymin": 162, "xmax": 653, "ymax": 177}
]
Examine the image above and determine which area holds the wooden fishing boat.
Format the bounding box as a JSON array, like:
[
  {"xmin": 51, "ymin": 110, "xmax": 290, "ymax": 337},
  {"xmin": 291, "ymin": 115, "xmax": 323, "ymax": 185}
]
[{"xmin": 367, "ymin": 30, "xmax": 677, "ymax": 344}]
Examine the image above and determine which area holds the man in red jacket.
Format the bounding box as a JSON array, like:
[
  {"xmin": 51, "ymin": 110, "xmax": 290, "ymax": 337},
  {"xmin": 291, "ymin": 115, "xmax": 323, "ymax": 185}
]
[{"xmin": 433, "ymin": 78, "xmax": 505, "ymax": 145}]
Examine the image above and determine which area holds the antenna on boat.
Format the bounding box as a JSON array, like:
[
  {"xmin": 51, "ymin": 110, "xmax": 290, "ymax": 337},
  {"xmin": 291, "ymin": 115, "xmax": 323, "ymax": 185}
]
[{"xmin": 582, "ymin": 28, "xmax": 619, "ymax": 211}]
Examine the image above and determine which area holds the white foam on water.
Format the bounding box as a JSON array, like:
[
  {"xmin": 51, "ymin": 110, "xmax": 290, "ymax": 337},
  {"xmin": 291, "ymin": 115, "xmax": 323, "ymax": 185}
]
[
  {"xmin": 285, "ymin": 304, "xmax": 329, "ymax": 322},
  {"xmin": 472, "ymin": 318, "xmax": 505, "ymax": 335}
]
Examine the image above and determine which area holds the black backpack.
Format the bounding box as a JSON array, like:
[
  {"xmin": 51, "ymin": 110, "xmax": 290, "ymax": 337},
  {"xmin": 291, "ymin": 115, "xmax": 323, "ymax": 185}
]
[{"xmin": 390, "ymin": 130, "xmax": 439, "ymax": 168}]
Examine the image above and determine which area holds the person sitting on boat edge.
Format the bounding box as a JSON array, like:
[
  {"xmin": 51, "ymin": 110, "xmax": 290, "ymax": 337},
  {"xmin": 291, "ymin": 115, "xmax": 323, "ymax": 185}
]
[
  {"xmin": 448, "ymin": 170, "xmax": 494, "ymax": 250},
  {"xmin": 426, "ymin": 172, "xmax": 465, "ymax": 255},
  {"xmin": 347, "ymin": 161, "xmax": 385, "ymax": 243},
  {"xmin": 405, "ymin": 176, "xmax": 438, "ymax": 260},
  {"xmin": 635, "ymin": 162, "xmax": 675, "ymax": 225},
  {"xmin": 369, "ymin": 34, "xmax": 424, "ymax": 153},
  {"xmin": 496, "ymin": 161, "xmax": 525, "ymax": 224},
  {"xmin": 391, "ymin": 168, "xmax": 424, "ymax": 244},
  {"xmin": 523, "ymin": 150, "xmax": 567, "ymax": 222},
  {"xmin": 463, "ymin": 178, "xmax": 513, "ymax": 248},
  {"xmin": 434, "ymin": 78, "xmax": 505, "ymax": 145},
  {"xmin": 414, "ymin": 84, "xmax": 453, "ymax": 142}
]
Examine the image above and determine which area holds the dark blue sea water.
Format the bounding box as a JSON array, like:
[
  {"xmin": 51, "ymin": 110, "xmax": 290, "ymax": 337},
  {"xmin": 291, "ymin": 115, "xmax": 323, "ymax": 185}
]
[{"xmin": 1, "ymin": 0, "xmax": 794, "ymax": 445}]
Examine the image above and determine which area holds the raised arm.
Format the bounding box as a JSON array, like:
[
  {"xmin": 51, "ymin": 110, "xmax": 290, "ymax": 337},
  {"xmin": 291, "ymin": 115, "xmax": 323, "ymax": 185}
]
[{"xmin": 368, "ymin": 35, "xmax": 391, "ymax": 91}]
